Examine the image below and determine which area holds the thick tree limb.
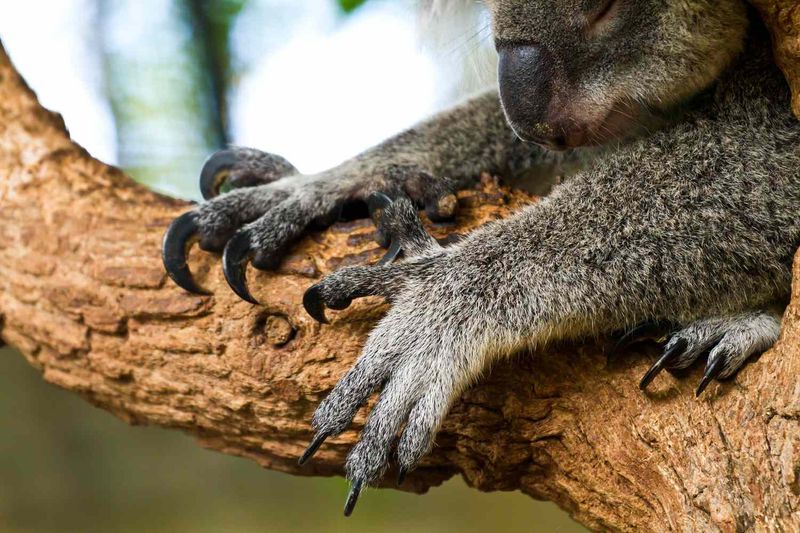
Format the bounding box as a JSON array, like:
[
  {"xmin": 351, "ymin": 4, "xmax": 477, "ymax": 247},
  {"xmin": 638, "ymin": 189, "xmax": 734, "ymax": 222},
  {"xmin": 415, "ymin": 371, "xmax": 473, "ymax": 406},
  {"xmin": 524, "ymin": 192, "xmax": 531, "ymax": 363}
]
[
  {"xmin": 751, "ymin": 0, "xmax": 800, "ymax": 117},
  {"xmin": 1, "ymin": 20, "xmax": 800, "ymax": 531}
]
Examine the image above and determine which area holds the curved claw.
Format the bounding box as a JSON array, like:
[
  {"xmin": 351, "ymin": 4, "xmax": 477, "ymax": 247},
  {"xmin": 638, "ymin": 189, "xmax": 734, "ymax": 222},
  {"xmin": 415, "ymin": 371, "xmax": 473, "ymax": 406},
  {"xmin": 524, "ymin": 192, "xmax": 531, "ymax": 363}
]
[
  {"xmin": 199, "ymin": 149, "xmax": 238, "ymax": 200},
  {"xmin": 696, "ymin": 355, "xmax": 726, "ymax": 397},
  {"xmin": 639, "ymin": 337, "xmax": 688, "ymax": 390},
  {"xmin": 377, "ymin": 239, "xmax": 402, "ymax": 266},
  {"xmin": 613, "ymin": 321, "xmax": 673, "ymax": 356},
  {"xmin": 298, "ymin": 431, "xmax": 330, "ymax": 465},
  {"xmin": 367, "ymin": 191, "xmax": 393, "ymax": 218},
  {"xmin": 367, "ymin": 192, "xmax": 404, "ymax": 263},
  {"xmin": 397, "ymin": 467, "xmax": 407, "ymax": 486},
  {"xmin": 162, "ymin": 211, "xmax": 210, "ymax": 295},
  {"xmin": 344, "ymin": 478, "xmax": 364, "ymax": 517},
  {"xmin": 222, "ymin": 230, "xmax": 259, "ymax": 305},
  {"xmin": 303, "ymin": 284, "xmax": 329, "ymax": 324}
]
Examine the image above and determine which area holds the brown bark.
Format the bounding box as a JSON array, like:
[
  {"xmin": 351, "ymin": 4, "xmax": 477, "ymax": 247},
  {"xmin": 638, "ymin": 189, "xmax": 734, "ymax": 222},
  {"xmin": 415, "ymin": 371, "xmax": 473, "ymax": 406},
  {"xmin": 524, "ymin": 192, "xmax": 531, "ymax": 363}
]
[
  {"xmin": 750, "ymin": 0, "xmax": 800, "ymax": 117},
  {"xmin": 1, "ymin": 11, "xmax": 800, "ymax": 530}
]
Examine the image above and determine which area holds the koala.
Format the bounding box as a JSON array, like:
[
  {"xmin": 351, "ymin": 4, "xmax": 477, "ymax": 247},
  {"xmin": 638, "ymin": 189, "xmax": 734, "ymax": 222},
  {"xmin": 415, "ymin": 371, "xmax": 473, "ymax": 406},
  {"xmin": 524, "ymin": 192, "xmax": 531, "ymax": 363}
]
[{"xmin": 162, "ymin": 0, "xmax": 800, "ymax": 516}]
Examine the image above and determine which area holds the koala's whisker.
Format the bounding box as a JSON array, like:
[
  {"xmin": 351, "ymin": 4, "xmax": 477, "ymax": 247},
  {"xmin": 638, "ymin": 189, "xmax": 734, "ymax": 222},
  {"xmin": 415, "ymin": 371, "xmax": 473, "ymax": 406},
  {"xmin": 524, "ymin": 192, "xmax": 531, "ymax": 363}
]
[{"xmin": 443, "ymin": 23, "xmax": 492, "ymax": 58}]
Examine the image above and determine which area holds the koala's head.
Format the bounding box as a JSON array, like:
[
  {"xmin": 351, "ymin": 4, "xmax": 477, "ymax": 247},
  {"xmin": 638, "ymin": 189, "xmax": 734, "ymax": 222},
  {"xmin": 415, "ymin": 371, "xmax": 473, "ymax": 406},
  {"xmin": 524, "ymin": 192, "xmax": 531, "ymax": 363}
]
[{"xmin": 485, "ymin": 0, "xmax": 749, "ymax": 149}]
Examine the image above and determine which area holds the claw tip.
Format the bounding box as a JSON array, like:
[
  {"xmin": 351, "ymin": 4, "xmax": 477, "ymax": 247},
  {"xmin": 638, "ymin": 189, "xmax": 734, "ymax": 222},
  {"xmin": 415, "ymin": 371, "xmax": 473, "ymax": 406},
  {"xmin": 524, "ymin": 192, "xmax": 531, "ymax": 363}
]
[
  {"xmin": 303, "ymin": 285, "xmax": 329, "ymax": 324},
  {"xmin": 695, "ymin": 356, "xmax": 725, "ymax": 397},
  {"xmin": 298, "ymin": 432, "xmax": 329, "ymax": 466},
  {"xmin": 638, "ymin": 337, "xmax": 689, "ymax": 391},
  {"xmin": 222, "ymin": 231, "xmax": 260, "ymax": 305},
  {"xmin": 344, "ymin": 479, "xmax": 363, "ymax": 517},
  {"xmin": 162, "ymin": 211, "xmax": 210, "ymax": 295}
]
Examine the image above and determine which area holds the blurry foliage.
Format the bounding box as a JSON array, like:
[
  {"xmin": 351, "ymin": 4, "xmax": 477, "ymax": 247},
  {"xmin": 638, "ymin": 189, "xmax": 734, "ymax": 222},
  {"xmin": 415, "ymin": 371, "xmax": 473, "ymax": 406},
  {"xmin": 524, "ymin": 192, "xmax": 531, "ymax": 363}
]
[
  {"xmin": 0, "ymin": 348, "xmax": 585, "ymax": 532},
  {"xmin": 96, "ymin": 0, "xmax": 370, "ymax": 196},
  {"xmin": 337, "ymin": 0, "xmax": 369, "ymax": 13},
  {"xmin": 178, "ymin": 0, "xmax": 249, "ymax": 145}
]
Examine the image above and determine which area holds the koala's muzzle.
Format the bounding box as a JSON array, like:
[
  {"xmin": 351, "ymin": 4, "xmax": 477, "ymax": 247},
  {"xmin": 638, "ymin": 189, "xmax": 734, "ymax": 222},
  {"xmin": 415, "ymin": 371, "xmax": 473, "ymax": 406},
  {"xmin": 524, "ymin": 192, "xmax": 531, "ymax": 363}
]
[{"xmin": 497, "ymin": 43, "xmax": 585, "ymax": 150}]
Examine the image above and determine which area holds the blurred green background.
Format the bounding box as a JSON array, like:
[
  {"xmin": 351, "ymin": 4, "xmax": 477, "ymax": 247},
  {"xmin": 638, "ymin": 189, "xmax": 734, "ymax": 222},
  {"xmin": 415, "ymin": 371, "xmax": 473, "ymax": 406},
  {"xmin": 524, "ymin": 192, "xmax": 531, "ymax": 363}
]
[{"xmin": 0, "ymin": 0, "xmax": 584, "ymax": 531}]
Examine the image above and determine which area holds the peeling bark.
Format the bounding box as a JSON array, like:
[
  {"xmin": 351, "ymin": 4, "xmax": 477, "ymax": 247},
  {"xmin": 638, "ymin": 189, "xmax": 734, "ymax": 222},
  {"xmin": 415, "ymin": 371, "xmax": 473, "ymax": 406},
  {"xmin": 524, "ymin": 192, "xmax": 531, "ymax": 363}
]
[{"xmin": 1, "ymin": 11, "xmax": 800, "ymax": 531}]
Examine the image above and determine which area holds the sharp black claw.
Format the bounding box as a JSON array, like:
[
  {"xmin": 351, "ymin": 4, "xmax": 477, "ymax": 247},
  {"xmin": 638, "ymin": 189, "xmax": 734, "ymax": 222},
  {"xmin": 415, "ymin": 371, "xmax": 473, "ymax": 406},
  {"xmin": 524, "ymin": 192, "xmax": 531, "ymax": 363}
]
[
  {"xmin": 613, "ymin": 321, "xmax": 673, "ymax": 356},
  {"xmin": 367, "ymin": 192, "xmax": 393, "ymax": 218},
  {"xmin": 344, "ymin": 479, "xmax": 364, "ymax": 517},
  {"xmin": 696, "ymin": 355, "xmax": 726, "ymax": 397},
  {"xmin": 377, "ymin": 239, "xmax": 402, "ymax": 265},
  {"xmin": 222, "ymin": 230, "xmax": 259, "ymax": 304},
  {"xmin": 302, "ymin": 284, "xmax": 329, "ymax": 324},
  {"xmin": 298, "ymin": 431, "xmax": 330, "ymax": 466},
  {"xmin": 162, "ymin": 211, "xmax": 210, "ymax": 295},
  {"xmin": 199, "ymin": 149, "xmax": 238, "ymax": 200},
  {"xmin": 639, "ymin": 337, "xmax": 688, "ymax": 390},
  {"xmin": 397, "ymin": 467, "xmax": 407, "ymax": 486}
]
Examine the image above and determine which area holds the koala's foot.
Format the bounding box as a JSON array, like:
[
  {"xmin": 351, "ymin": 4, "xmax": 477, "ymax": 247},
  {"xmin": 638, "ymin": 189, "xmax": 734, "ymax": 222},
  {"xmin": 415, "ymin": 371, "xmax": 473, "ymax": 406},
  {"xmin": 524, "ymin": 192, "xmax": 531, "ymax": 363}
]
[
  {"xmin": 299, "ymin": 198, "xmax": 473, "ymax": 515},
  {"xmin": 162, "ymin": 147, "xmax": 460, "ymax": 303},
  {"xmin": 637, "ymin": 311, "xmax": 781, "ymax": 396}
]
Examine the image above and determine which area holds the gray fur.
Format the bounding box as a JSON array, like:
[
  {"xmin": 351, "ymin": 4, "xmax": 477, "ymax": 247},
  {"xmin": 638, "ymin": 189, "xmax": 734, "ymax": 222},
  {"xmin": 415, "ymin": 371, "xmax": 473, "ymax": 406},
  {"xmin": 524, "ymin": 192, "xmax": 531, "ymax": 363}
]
[{"xmin": 181, "ymin": 0, "xmax": 800, "ymax": 494}]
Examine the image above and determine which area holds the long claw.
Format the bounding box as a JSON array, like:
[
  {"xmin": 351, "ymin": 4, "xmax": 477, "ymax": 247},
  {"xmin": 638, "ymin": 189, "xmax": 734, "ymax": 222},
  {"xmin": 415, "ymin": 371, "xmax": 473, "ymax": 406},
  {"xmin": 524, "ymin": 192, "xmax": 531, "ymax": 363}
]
[
  {"xmin": 377, "ymin": 239, "xmax": 402, "ymax": 265},
  {"xmin": 222, "ymin": 230, "xmax": 259, "ymax": 304},
  {"xmin": 367, "ymin": 191, "xmax": 393, "ymax": 217},
  {"xmin": 199, "ymin": 149, "xmax": 238, "ymax": 200},
  {"xmin": 302, "ymin": 284, "xmax": 329, "ymax": 324},
  {"xmin": 639, "ymin": 337, "xmax": 688, "ymax": 390},
  {"xmin": 298, "ymin": 431, "xmax": 330, "ymax": 465},
  {"xmin": 613, "ymin": 321, "xmax": 673, "ymax": 356},
  {"xmin": 367, "ymin": 192, "xmax": 403, "ymax": 263},
  {"xmin": 162, "ymin": 212, "xmax": 210, "ymax": 295},
  {"xmin": 344, "ymin": 479, "xmax": 364, "ymax": 517},
  {"xmin": 696, "ymin": 355, "xmax": 726, "ymax": 397}
]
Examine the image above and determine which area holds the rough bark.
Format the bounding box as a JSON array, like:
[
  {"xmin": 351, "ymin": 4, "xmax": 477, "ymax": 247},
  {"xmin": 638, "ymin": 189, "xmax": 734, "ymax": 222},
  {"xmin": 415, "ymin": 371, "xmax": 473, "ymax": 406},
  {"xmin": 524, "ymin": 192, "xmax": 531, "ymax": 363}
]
[
  {"xmin": 1, "ymin": 12, "xmax": 800, "ymax": 531},
  {"xmin": 751, "ymin": 0, "xmax": 800, "ymax": 117}
]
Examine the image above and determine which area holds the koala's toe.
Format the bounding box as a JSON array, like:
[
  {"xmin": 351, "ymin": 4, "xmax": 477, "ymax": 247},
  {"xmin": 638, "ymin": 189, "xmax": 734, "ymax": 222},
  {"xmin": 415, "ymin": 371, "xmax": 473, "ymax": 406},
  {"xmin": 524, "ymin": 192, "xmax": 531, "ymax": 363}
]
[
  {"xmin": 368, "ymin": 193, "xmax": 441, "ymax": 263},
  {"xmin": 200, "ymin": 147, "xmax": 297, "ymax": 200},
  {"xmin": 303, "ymin": 263, "xmax": 407, "ymax": 323},
  {"xmin": 396, "ymin": 386, "xmax": 453, "ymax": 480},
  {"xmin": 342, "ymin": 378, "xmax": 420, "ymax": 514},
  {"xmin": 710, "ymin": 322, "xmax": 779, "ymax": 380}
]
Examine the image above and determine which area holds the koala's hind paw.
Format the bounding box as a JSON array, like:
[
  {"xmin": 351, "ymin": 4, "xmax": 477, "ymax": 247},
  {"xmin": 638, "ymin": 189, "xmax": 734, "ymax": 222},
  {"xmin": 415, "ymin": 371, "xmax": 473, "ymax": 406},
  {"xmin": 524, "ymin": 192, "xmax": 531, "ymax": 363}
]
[{"xmin": 638, "ymin": 311, "xmax": 781, "ymax": 396}]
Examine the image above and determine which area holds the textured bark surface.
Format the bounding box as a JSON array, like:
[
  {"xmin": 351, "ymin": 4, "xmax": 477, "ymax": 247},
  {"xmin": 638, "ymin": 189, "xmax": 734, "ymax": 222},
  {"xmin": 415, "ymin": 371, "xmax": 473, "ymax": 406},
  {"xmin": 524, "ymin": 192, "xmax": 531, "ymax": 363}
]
[
  {"xmin": 751, "ymin": 0, "xmax": 800, "ymax": 117},
  {"xmin": 1, "ymin": 13, "xmax": 800, "ymax": 531}
]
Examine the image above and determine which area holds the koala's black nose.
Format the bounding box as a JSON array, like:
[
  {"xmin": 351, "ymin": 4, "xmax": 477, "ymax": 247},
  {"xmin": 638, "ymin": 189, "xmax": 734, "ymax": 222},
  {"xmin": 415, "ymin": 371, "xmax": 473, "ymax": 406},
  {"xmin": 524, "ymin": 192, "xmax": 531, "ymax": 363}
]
[{"xmin": 497, "ymin": 43, "xmax": 557, "ymax": 145}]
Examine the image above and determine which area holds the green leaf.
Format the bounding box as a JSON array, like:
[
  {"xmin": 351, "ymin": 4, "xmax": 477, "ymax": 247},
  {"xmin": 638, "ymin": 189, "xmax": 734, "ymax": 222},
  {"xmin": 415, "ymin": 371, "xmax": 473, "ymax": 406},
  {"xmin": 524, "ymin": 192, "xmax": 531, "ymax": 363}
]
[{"xmin": 337, "ymin": 0, "xmax": 368, "ymax": 13}]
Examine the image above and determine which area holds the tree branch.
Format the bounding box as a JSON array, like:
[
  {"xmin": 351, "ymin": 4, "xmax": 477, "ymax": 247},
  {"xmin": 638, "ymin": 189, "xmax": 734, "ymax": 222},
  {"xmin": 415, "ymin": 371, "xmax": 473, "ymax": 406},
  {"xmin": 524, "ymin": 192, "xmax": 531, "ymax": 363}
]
[
  {"xmin": 0, "ymin": 18, "xmax": 799, "ymax": 531},
  {"xmin": 750, "ymin": 0, "xmax": 800, "ymax": 117}
]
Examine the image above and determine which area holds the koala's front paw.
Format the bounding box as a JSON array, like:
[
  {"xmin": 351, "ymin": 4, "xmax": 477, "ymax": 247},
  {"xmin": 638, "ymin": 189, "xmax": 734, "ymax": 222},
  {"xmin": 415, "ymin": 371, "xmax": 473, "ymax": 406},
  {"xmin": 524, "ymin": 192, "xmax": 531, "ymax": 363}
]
[
  {"xmin": 636, "ymin": 311, "xmax": 781, "ymax": 396},
  {"xmin": 299, "ymin": 199, "xmax": 481, "ymax": 515},
  {"xmin": 198, "ymin": 147, "xmax": 298, "ymax": 200},
  {"xmin": 162, "ymin": 148, "xmax": 460, "ymax": 304}
]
